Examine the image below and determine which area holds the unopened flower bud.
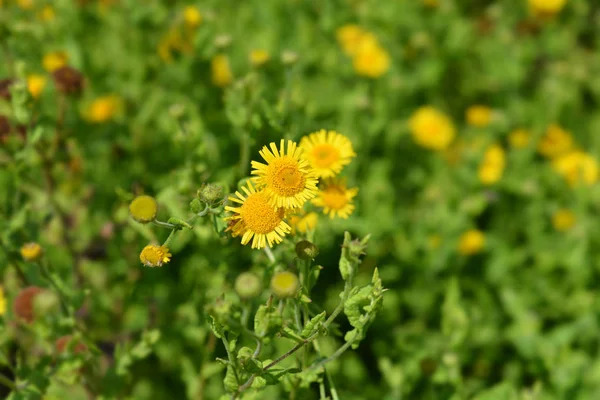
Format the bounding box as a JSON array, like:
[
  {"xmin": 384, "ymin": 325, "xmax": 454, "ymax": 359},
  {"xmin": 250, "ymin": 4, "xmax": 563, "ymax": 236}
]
[
  {"xmin": 52, "ymin": 66, "xmax": 84, "ymax": 95},
  {"xmin": 197, "ymin": 183, "xmax": 223, "ymax": 206},
  {"xmin": 295, "ymin": 240, "xmax": 319, "ymax": 261},
  {"xmin": 129, "ymin": 195, "xmax": 158, "ymax": 223},
  {"xmin": 190, "ymin": 198, "xmax": 203, "ymax": 214},
  {"xmin": 20, "ymin": 242, "xmax": 43, "ymax": 262},
  {"xmin": 270, "ymin": 271, "xmax": 299, "ymax": 299},
  {"xmin": 235, "ymin": 272, "xmax": 262, "ymax": 299}
]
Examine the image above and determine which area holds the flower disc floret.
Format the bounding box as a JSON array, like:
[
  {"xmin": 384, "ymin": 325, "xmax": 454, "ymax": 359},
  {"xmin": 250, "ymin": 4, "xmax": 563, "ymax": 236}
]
[
  {"xmin": 300, "ymin": 130, "xmax": 356, "ymax": 178},
  {"xmin": 225, "ymin": 181, "xmax": 292, "ymax": 249},
  {"xmin": 312, "ymin": 179, "xmax": 359, "ymax": 219},
  {"xmin": 271, "ymin": 271, "xmax": 299, "ymax": 298},
  {"xmin": 140, "ymin": 245, "xmax": 171, "ymax": 267},
  {"xmin": 251, "ymin": 139, "xmax": 318, "ymax": 209},
  {"xmin": 129, "ymin": 195, "xmax": 158, "ymax": 223},
  {"xmin": 20, "ymin": 242, "xmax": 43, "ymax": 261}
]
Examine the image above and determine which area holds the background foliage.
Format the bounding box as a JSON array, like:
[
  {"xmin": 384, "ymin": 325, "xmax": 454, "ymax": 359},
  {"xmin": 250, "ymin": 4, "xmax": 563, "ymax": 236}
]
[{"xmin": 1, "ymin": 0, "xmax": 600, "ymax": 399}]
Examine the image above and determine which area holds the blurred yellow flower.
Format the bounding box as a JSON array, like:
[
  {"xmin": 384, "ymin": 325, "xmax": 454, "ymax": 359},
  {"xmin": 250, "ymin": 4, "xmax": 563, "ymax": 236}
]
[
  {"xmin": 140, "ymin": 245, "xmax": 171, "ymax": 267},
  {"xmin": 0, "ymin": 287, "xmax": 6, "ymax": 316},
  {"xmin": 39, "ymin": 5, "xmax": 55, "ymax": 22},
  {"xmin": 43, "ymin": 51, "xmax": 68, "ymax": 73},
  {"xmin": 458, "ymin": 229, "xmax": 485, "ymax": 256},
  {"xmin": 84, "ymin": 95, "xmax": 122, "ymax": 123},
  {"xmin": 20, "ymin": 242, "xmax": 43, "ymax": 261},
  {"xmin": 552, "ymin": 151, "xmax": 598, "ymax": 187},
  {"xmin": 183, "ymin": 6, "xmax": 202, "ymax": 28},
  {"xmin": 353, "ymin": 41, "xmax": 391, "ymax": 78},
  {"xmin": 478, "ymin": 144, "xmax": 506, "ymax": 185},
  {"xmin": 537, "ymin": 124, "xmax": 573, "ymax": 158},
  {"xmin": 299, "ymin": 129, "xmax": 356, "ymax": 178},
  {"xmin": 552, "ymin": 209, "xmax": 576, "ymax": 232},
  {"xmin": 409, "ymin": 106, "xmax": 456, "ymax": 151},
  {"xmin": 27, "ymin": 74, "xmax": 47, "ymax": 99},
  {"xmin": 528, "ymin": 0, "xmax": 567, "ymax": 17},
  {"xmin": 129, "ymin": 195, "xmax": 158, "ymax": 223},
  {"xmin": 289, "ymin": 211, "xmax": 318, "ymax": 235},
  {"xmin": 158, "ymin": 28, "xmax": 193, "ymax": 63},
  {"xmin": 211, "ymin": 54, "xmax": 233, "ymax": 87},
  {"xmin": 508, "ymin": 128, "xmax": 531, "ymax": 149},
  {"xmin": 249, "ymin": 49, "xmax": 270, "ymax": 67},
  {"xmin": 466, "ymin": 105, "xmax": 492, "ymax": 127},
  {"xmin": 271, "ymin": 271, "xmax": 299, "ymax": 298},
  {"xmin": 336, "ymin": 25, "xmax": 371, "ymax": 56},
  {"xmin": 17, "ymin": 0, "xmax": 33, "ymax": 10},
  {"xmin": 312, "ymin": 178, "xmax": 358, "ymax": 219}
]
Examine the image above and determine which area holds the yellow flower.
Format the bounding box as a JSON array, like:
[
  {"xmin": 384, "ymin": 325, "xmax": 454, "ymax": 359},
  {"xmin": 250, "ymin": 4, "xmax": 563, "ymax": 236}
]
[
  {"xmin": 466, "ymin": 105, "xmax": 492, "ymax": 127},
  {"xmin": 17, "ymin": 0, "xmax": 33, "ymax": 10},
  {"xmin": 129, "ymin": 195, "xmax": 158, "ymax": 223},
  {"xmin": 20, "ymin": 242, "xmax": 43, "ymax": 262},
  {"xmin": 251, "ymin": 139, "xmax": 318, "ymax": 209},
  {"xmin": 508, "ymin": 128, "xmax": 531, "ymax": 149},
  {"xmin": 552, "ymin": 209, "xmax": 576, "ymax": 232},
  {"xmin": 552, "ymin": 151, "xmax": 599, "ymax": 187},
  {"xmin": 225, "ymin": 181, "xmax": 292, "ymax": 249},
  {"xmin": 537, "ymin": 124, "xmax": 573, "ymax": 158},
  {"xmin": 312, "ymin": 178, "xmax": 358, "ymax": 219},
  {"xmin": 352, "ymin": 40, "xmax": 391, "ymax": 78},
  {"xmin": 38, "ymin": 5, "xmax": 55, "ymax": 22},
  {"xmin": 289, "ymin": 211, "xmax": 318, "ymax": 235},
  {"xmin": 271, "ymin": 271, "xmax": 299, "ymax": 298},
  {"xmin": 528, "ymin": 0, "xmax": 567, "ymax": 17},
  {"xmin": 211, "ymin": 54, "xmax": 233, "ymax": 87},
  {"xmin": 336, "ymin": 25, "xmax": 369, "ymax": 56},
  {"xmin": 299, "ymin": 129, "xmax": 356, "ymax": 178},
  {"xmin": 183, "ymin": 6, "xmax": 202, "ymax": 28},
  {"xmin": 478, "ymin": 144, "xmax": 506, "ymax": 185},
  {"xmin": 0, "ymin": 287, "xmax": 5, "ymax": 316},
  {"xmin": 249, "ymin": 49, "xmax": 270, "ymax": 67},
  {"xmin": 43, "ymin": 51, "xmax": 68, "ymax": 73},
  {"xmin": 409, "ymin": 106, "xmax": 456, "ymax": 151},
  {"xmin": 27, "ymin": 74, "xmax": 47, "ymax": 99},
  {"xmin": 140, "ymin": 245, "xmax": 171, "ymax": 267},
  {"xmin": 84, "ymin": 95, "xmax": 122, "ymax": 123},
  {"xmin": 458, "ymin": 229, "xmax": 485, "ymax": 256},
  {"xmin": 157, "ymin": 28, "xmax": 191, "ymax": 63}
]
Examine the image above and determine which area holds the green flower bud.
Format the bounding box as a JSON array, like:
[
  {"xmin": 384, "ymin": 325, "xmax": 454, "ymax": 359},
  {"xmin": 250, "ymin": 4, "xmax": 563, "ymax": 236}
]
[
  {"xmin": 235, "ymin": 272, "xmax": 262, "ymax": 299},
  {"xmin": 190, "ymin": 198, "xmax": 203, "ymax": 214},
  {"xmin": 270, "ymin": 271, "xmax": 299, "ymax": 299},
  {"xmin": 197, "ymin": 183, "xmax": 223, "ymax": 206},
  {"xmin": 295, "ymin": 240, "xmax": 319, "ymax": 261}
]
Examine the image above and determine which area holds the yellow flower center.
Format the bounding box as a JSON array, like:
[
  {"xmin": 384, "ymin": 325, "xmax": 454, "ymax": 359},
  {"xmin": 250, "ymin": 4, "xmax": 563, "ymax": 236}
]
[
  {"xmin": 321, "ymin": 186, "xmax": 349, "ymax": 210},
  {"xmin": 129, "ymin": 195, "xmax": 158, "ymax": 223},
  {"xmin": 240, "ymin": 192, "xmax": 284, "ymax": 234},
  {"xmin": 265, "ymin": 158, "xmax": 306, "ymax": 197},
  {"xmin": 140, "ymin": 245, "xmax": 171, "ymax": 267},
  {"xmin": 311, "ymin": 144, "xmax": 341, "ymax": 169}
]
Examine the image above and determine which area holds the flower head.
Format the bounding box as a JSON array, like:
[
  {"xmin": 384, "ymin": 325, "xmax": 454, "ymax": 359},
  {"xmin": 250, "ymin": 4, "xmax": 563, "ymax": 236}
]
[
  {"xmin": 140, "ymin": 245, "xmax": 171, "ymax": 267},
  {"xmin": 225, "ymin": 181, "xmax": 292, "ymax": 249},
  {"xmin": 129, "ymin": 195, "xmax": 158, "ymax": 223},
  {"xmin": 352, "ymin": 40, "xmax": 391, "ymax": 78},
  {"xmin": 528, "ymin": 0, "xmax": 567, "ymax": 18},
  {"xmin": 249, "ymin": 49, "xmax": 270, "ymax": 67},
  {"xmin": 289, "ymin": 211, "xmax": 318, "ymax": 235},
  {"xmin": 211, "ymin": 54, "xmax": 233, "ymax": 87},
  {"xmin": 409, "ymin": 106, "xmax": 456, "ymax": 151},
  {"xmin": 183, "ymin": 6, "xmax": 202, "ymax": 28},
  {"xmin": 84, "ymin": 95, "xmax": 122, "ymax": 123},
  {"xmin": 52, "ymin": 66, "xmax": 84, "ymax": 95},
  {"xmin": 538, "ymin": 124, "xmax": 573, "ymax": 158},
  {"xmin": 13, "ymin": 286, "xmax": 45, "ymax": 323},
  {"xmin": 552, "ymin": 151, "xmax": 598, "ymax": 187},
  {"xmin": 336, "ymin": 24, "xmax": 368, "ymax": 56},
  {"xmin": 299, "ymin": 130, "xmax": 356, "ymax": 178},
  {"xmin": 20, "ymin": 242, "xmax": 43, "ymax": 261},
  {"xmin": 235, "ymin": 272, "xmax": 262, "ymax": 299},
  {"xmin": 251, "ymin": 139, "xmax": 318, "ymax": 209},
  {"xmin": 508, "ymin": 128, "xmax": 531, "ymax": 149},
  {"xmin": 458, "ymin": 229, "xmax": 485, "ymax": 256},
  {"xmin": 271, "ymin": 271, "xmax": 299, "ymax": 298},
  {"xmin": 55, "ymin": 335, "xmax": 88, "ymax": 355},
  {"xmin": 466, "ymin": 105, "xmax": 492, "ymax": 127},
  {"xmin": 478, "ymin": 144, "xmax": 506, "ymax": 185},
  {"xmin": 552, "ymin": 209, "xmax": 576, "ymax": 232},
  {"xmin": 43, "ymin": 51, "xmax": 68, "ymax": 73},
  {"xmin": 0, "ymin": 287, "xmax": 6, "ymax": 316},
  {"xmin": 312, "ymin": 178, "xmax": 358, "ymax": 219},
  {"xmin": 27, "ymin": 74, "xmax": 47, "ymax": 99}
]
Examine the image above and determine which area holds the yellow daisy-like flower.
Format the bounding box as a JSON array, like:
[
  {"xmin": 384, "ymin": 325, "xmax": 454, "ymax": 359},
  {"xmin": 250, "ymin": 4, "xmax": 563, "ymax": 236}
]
[
  {"xmin": 0, "ymin": 286, "xmax": 6, "ymax": 316},
  {"xmin": 508, "ymin": 128, "xmax": 531, "ymax": 149},
  {"xmin": 289, "ymin": 211, "xmax": 318, "ymax": 235},
  {"xmin": 129, "ymin": 195, "xmax": 158, "ymax": 223},
  {"xmin": 299, "ymin": 129, "xmax": 356, "ymax": 178},
  {"xmin": 466, "ymin": 105, "xmax": 493, "ymax": 127},
  {"xmin": 552, "ymin": 151, "xmax": 599, "ymax": 187},
  {"xmin": 352, "ymin": 40, "xmax": 391, "ymax": 79},
  {"xmin": 211, "ymin": 54, "xmax": 233, "ymax": 87},
  {"xmin": 271, "ymin": 271, "xmax": 299, "ymax": 298},
  {"xmin": 552, "ymin": 209, "xmax": 576, "ymax": 232},
  {"xmin": 183, "ymin": 5, "xmax": 202, "ymax": 29},
  {"xmin": 312, "ymin": 179, "xmax": 358, "ymax": 219},
  {"xmin": 478, "ymin": 144, "xmax": 506, "ymax": 185},
  {"xmin": 20, "ymin": 242, "xmax": 43, "ymax": 262},
  {"xmin": 42, "ymin": 51, "xmax": 68, "ymax": 73},
  {"xmin": 537, "ymin": 124, "xmax": 573, "ymax": 158},
  {"xmin": 140, "ymin": 244, "xmax": 171, "ymax": 267},
  {"xmin": 84, "ymin": 95, "xmax": 122, "ymax": 123},
  {"xmin": 458, "ymin": 229, "xmax": 485, "ymax": 256},
  {"xmin": 528, "ymin": 0, "xmax": 567, "ymax": 18},
  {"xmin": 251, "ymin": 139, "xmax": 318, "ymax": 209},
  {"xmin": 27, "ymin": 74, "xmax": 47, "ymax": 99},
  {"xmin": 225, "ymin": 181, "xmax": 292, "ymax": 249},
  {"xmin": 336, "ymin": 25, "xmax": 370, "ymax": 56},
  {"xmin": 249, "ymin": 49, "xmax": 270, "ymax": 67},
  {"xmin": 409, "ymin": 106, "xmax": 456, "ymax": 151}
]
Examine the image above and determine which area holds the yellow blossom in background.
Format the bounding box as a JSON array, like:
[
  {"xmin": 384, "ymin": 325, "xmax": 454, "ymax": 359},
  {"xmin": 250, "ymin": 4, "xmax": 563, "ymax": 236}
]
[
  {"xmin": 0, "ymin": 287, "xmax": 5, "ymax": 316},
  {"xmin": 27, "ymin": 74, "xmax": 47, "ymax": 99},
  {"xmin": 538, "ymin": 124, "xmax": 573, "ymax": 158},
  {"xmin": 552, "ymin": 151, "xmax": 599, "ymax": 187},
  {"xmin": 458, "ymin": 229, "xmax": 485, "ymax": 256},
  {"xmin": 20, "ymin": 242, "xmax": 43, "ymax": 261},
  {"xmin": 17, "ymin": 0, "xmax": 33, "ymax": 10},
  {"xmin": 289, "ymin": 211, "xmax": 318, "ymax": 235},
  {"xmin": 409, "ymin": 106, "xmax": 456, "ymax": 151},
  {"xmin": 478, "ymin": 144, "xmax": 506, "ymax": 185},
  {"xmin": 299, "ymin": 129, "xmax": 356, "ymax": 178},
  {"xmin": 183, "ymin": 6, "xmax": 202, "ymax": 29},
  {"xmin": 528, "ymin": 0, "xmax": 567, "ymax": 18},
  {"xmin": 508, "ymin": 128, "xmax": 531, "ymax": 149},
  {"xmin": 211, "ymin": 54, "xmax": 233, "ymax": 87},
  {"xmin": 38, "ymin": 5, "xmax": 55, "ymax": 22},
  {"xmin": 43, "ymin": 51, "xmax": 68, "ymax": 73},
  {"xmin": 552, "ymin": 209, "xmax": 576, "ymax": 232},
  {"xmin": 225, "ymin": 181, "xmax": 291, "ymax": 249},
  {"xmin": 466, "ymin": 105, "xmax": 493, "ymax": 127},
  {"xmin": 251, "ymin": 139, "xmax": 318, "ymax": 208},
  {"xmin": 129, "ymin": 195, "xmax": 158, "ymax": 223},
  {"xmin": 140, "ymin": 245, "xmax": 171, "ymax": 267},
  {"xmin": 271, "ymin": 271, "xmax": 299, "ymax": 298},
  {"xmin": 336, "ymin": 24, "xmax": 369, "ymax": 56},
  {"xmin": 312, "ymin": 178, "xmax": 358, "ymax": 219},
  {"xmin": 249, "ymin": 49, "xmax": 270, "ymax": 67},
  {"xmin": 157, "ymin": 28, "xmax": 193, "ymax": 63},
  {"xmin": 352, "ymin": 40, "xmax": 391, "ymax": 78},
  {"xmin": 84, "ymin": 95, "xmax": 122, "ymax": 123}
]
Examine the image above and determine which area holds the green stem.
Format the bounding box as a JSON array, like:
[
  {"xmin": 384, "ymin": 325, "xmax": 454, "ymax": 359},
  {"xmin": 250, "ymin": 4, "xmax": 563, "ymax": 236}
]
[
  {"xmin": 324, "ymin": 367, "xmax": 340, "ymax": 400},
  {"xmin": 163, "ymin": 229, "xmax": 177, "ymax": 247},
  {"xmin": 152, "ymin": 220, "xmax": 178, "ymax": 229},
  {"xmin": 221, "ymin": 335, "xmax": 240, "ymax": 384},
  {"xmin": 38, "ymin": 261, "xmax": 70, "ymax": 316},
  {"xmin": 0, "ymin": 373, "xmax": 15, "ymax": 390},
  {"xmin": 309, "ymin": 332, "xmax": 359, "ymax": 372},
  {"xmin": 263, "ymin": 246, "xmax": 275, "ymax": 264}
]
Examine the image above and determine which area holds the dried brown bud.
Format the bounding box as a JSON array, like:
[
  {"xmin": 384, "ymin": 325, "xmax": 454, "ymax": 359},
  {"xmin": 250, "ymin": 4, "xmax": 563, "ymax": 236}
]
[
  {"xmin": 13, "ymin": 286, "xmax": 45, "ymax": 323},
  {"xmin": 52, "ymin": 66, "xmax": 84, "ymax": 95},
  {"xmin": 0, "ymin": 115, "xmax": 10, "ymax": 142},
  {"xmin": 55, "ymin": 335, "xmax": 88, "ymax": 355},
  {"xmin": 0, "ymin": 78, "xmax": 15, "ymax": 100}
]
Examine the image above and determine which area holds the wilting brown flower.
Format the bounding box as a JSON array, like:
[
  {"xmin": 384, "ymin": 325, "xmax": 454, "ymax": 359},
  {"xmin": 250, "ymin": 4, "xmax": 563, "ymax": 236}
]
[
  {"xmin": 52, "ymin": 66, "xmax": 84, "ymax": 95},
  {"xmin": 55, "ymin": 335, "xmax": 88, "ymax": 354},
  {"xmin": 0, "ymin": 115, "xmax": 10, "ymax": 143},
  {"xmin": 13, "ymin": 286, "xmax": 44, "ymax": 323},
  {"xmin": 0, "ymin": 78, "xmax": 15, "ymax": 100}
]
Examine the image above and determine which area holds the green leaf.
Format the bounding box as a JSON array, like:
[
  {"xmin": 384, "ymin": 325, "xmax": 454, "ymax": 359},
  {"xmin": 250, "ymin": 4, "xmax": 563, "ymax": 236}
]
[
  {"xmin": 223, "ymin": 365, "xmax": 238, "ymax": 393},
  {"xmin": 301, "ymin": 311, "xmax": 326, "ymax": 338}
]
